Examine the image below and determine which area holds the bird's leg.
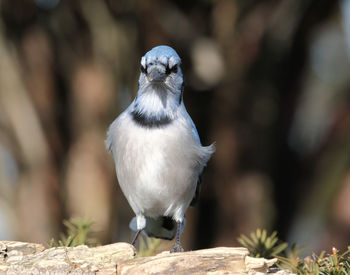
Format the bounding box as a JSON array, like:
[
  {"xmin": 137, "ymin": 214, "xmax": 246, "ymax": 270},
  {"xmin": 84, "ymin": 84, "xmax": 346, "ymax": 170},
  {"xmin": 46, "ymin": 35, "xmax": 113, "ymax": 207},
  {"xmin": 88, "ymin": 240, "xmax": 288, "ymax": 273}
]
[
  {"xmin": 131, "ymin": 215, "xmax": 146, "ymax": 246},
  {"xmin": 131, "ymin": 229, "xmax": 142, "ymax": 246},
  {"xmin": 170, "ymin": 221, "xmax": 184, "ymax": 253}
]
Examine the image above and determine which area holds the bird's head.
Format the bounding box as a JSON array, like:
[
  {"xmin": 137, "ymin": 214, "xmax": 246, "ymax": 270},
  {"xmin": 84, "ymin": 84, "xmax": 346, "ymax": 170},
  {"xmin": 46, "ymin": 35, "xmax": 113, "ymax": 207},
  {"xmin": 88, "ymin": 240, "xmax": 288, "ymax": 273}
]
[
  {"xmin": 138, "ymin": 46, "xmax": 183, "ymax": 95},
  {"xmin": 132, "ymin": 46, "xmax": 184, "ymax": 122}
]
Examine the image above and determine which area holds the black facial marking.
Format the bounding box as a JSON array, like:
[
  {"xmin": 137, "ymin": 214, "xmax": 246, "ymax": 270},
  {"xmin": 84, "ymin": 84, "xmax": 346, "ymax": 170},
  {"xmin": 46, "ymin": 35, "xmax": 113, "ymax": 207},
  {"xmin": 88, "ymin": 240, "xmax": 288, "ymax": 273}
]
[
  {"xmin": 131, "ymin": 110, "xmax": 172, "ymax": 128},
  {"xmin": 165, "ymin": 65, "xmax": 170, "ymax": 75},
  {"xmin": 166, "ymin": 64, "xmax": 178, "ymax": 75},
  {"xmin": 171, "ymin": 65, "xmax": 178, "ymax": 74},
  {"xmin": 140, "ymin": 65, "xmax": 147, "ymax": 74}
]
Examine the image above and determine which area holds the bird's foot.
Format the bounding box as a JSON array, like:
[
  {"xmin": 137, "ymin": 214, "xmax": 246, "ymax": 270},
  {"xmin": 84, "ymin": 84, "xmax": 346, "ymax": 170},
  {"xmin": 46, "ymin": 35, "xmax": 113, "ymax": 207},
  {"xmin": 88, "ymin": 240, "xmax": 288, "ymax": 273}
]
[{"xmin": 170, "ymin": 242, "xmax": 184, "ymax": 253}]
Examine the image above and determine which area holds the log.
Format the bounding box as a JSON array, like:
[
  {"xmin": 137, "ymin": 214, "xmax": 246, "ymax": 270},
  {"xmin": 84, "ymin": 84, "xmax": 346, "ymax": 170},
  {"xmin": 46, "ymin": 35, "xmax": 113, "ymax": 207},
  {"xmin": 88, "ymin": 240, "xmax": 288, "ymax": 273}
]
[
  {"xmin": 0, "ymin": 241, "xmax": 135, "ymax": 274},
  {"xmin": 0, "ymin": 241, "xmax": 294, "ymax": 274}
]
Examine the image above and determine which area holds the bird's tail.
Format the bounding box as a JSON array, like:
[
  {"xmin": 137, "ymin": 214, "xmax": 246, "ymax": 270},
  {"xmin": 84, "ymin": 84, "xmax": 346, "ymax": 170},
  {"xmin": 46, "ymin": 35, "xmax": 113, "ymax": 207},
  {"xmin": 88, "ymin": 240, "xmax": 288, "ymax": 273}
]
[{"xmin": 129, "ymin": 216, "xmax": 185, "ymax": 240}]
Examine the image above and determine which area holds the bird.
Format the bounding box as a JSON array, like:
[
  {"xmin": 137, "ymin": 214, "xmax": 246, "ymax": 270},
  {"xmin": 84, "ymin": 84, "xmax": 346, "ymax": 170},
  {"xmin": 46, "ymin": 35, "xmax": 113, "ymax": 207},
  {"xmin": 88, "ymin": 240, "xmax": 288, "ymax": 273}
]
[{"xmin": 106, "ymin": 45, "xmax": 215, "ymax": 252}]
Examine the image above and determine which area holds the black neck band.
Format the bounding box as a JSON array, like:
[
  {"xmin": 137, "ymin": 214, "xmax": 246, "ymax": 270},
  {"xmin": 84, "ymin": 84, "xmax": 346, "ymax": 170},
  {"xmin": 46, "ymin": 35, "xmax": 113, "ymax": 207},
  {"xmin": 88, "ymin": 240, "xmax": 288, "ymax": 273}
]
[{"xmin": 131, "ymin": 110, "xmax": 172, "ymax": 128}]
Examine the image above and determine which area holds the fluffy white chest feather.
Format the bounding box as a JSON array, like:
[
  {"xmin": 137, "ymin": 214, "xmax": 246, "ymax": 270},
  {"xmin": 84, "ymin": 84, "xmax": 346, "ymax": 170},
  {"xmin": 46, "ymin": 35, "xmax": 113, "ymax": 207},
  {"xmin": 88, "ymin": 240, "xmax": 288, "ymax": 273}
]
[{"xmin": 107, "ymin": 105, "xmax": 213, "ymax": 221}]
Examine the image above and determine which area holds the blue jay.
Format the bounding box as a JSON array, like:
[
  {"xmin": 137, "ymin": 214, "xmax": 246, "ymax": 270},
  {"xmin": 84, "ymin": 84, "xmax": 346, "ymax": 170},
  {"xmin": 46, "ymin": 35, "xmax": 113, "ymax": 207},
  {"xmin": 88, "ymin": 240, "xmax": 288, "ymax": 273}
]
[{"xmin": 106, "ymin": 45, "xmax": 215, "ymax": 252}]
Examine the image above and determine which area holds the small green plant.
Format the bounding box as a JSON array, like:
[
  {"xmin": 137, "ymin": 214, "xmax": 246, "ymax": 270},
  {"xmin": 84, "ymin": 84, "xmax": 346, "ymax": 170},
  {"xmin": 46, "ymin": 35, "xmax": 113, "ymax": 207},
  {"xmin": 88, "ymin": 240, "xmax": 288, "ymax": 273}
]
[
  {"xmin": 276, "ymin": 243, "xmax": 302, "ymax": 272},
  {"xmin": 278, "ymin": 247, "xmax": 350, "ymax": 275},
  {"xmin": 137, "ymin": 237, "xmax": 164, "ymax": 257},
  {"xmin": 49, "ymin": 217, "xmax": 98, "ymax": 247},
  {"xmin": 237, "ymin": 228, "xmax": 288, "ymax": 258},
  {"xmin": 238, "ymin": 228, "xmax": 350, "ymax": 274}
]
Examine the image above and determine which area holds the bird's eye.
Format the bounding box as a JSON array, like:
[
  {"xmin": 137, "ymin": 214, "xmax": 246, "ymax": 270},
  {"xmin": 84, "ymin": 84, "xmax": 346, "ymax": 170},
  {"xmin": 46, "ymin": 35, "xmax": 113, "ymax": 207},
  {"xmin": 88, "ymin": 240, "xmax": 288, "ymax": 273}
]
[
  {"xmin": 171, "ymin": 65, "xmax": 178, "ymax": 74},
  {"xmin": 140, "ymin": 65, "xmax": 147, "ymax": 74},
  {"xmin": 166, "ymin": 65, "xmax": 178, "ymax": 75}
]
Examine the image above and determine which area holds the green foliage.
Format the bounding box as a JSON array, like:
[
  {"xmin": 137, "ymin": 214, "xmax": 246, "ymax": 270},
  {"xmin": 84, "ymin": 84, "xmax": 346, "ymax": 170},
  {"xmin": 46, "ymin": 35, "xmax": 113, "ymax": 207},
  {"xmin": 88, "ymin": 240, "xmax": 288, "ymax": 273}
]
[
  {"xmin": 238, "ymin": 229, "xmax": 350, "ymax": 275},
  {"xmin": 237, "ymin": 228, "xmax": 288, "ymax": 259},
  {"xmin": 137, "ymin": 237, "xmax": 163, "ymax": 257},
  {"xmin": 49, "ymin": 217, "xmax": 98, "ymax": 247},
  {"xmin": 278, "ymin": 247, "xmax": 350, "ymax": 275}
]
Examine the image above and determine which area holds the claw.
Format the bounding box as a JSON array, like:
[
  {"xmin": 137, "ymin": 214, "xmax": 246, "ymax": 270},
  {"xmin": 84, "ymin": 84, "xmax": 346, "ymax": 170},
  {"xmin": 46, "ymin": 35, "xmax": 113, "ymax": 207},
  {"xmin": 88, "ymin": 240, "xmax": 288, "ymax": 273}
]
[{"xmin": 170, "ymin": 242, "xmax": 184, "ymax": 253}]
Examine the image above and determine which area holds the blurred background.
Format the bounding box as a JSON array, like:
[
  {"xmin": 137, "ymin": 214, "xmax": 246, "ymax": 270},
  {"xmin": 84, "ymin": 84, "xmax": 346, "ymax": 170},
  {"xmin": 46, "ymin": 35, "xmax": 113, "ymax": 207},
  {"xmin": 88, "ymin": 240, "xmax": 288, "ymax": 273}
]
[{"xmin": 0, "ymin": 0, "xmax": 349, "ymax": 255}]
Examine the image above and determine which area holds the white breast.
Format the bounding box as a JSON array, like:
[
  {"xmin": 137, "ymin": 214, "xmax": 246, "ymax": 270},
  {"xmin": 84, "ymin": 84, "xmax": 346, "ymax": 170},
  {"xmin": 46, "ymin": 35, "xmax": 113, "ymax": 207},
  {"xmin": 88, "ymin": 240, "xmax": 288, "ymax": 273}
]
[{"xmin": 106, "ymin": 106, "xmax": 213, "ymax": 221}]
